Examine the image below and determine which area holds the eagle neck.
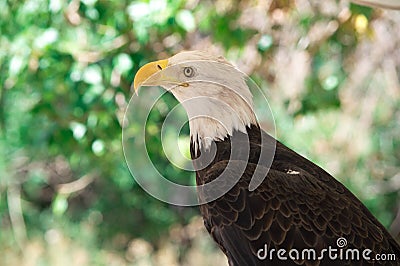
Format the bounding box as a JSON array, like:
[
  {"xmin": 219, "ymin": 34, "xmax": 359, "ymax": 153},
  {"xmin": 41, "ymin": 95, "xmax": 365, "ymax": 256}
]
[
  {"xmin": 190, "ymin": 124, "xmax": 262, "ymax": 181},
  {"xmin": 188, "ymin": 113, "xmax": 258, "ymax": 154}
]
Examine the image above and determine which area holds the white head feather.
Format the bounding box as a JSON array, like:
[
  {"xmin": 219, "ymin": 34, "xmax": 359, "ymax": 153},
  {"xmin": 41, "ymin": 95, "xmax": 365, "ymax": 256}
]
[{"xmin": 135, "ymin": 51, "xmax": 258, "ymax": 150}]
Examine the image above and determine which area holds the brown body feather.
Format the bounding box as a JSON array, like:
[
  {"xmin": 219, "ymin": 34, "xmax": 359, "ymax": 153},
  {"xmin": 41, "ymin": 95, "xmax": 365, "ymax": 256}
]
[{"xmin": 191, "ymin": 125, "xmax": 400, "ymax": 266}]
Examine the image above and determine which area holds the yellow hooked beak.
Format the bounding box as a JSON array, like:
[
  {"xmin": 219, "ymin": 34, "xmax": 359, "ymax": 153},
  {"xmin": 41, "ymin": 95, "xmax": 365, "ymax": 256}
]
[{"xmin": 133, "ymin": 59, "xmax": 169, "ymax": 93}]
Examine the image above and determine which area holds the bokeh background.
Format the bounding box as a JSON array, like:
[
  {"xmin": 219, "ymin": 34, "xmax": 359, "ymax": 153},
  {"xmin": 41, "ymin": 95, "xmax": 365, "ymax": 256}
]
[{"xmin": 1, "ymin": 0, "xmax": 399, "ymax": 265}]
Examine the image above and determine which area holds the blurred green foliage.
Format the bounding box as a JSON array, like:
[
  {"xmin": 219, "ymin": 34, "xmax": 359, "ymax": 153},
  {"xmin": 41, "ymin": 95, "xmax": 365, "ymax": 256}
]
[{"xmin": 0, "ymin": 0, "xmax": 399, "ymax": 265}]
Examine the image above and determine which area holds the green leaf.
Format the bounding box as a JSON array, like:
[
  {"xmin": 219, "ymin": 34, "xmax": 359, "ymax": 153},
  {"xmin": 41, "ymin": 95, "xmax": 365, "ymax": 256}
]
[
  {"xmin": 257, "ymin": 34, "xmax": 273, "ymax": 52},
  {"xmin": 176, "ymin": 10, "xmax": 196, "ymax": 32},
  {"xmin": 52, "ymin": 194, "xmax": 68, "ymax": 216},
  {"xmin": 113, "ymin": 53, "xmax": 134, "ymax": 74}
]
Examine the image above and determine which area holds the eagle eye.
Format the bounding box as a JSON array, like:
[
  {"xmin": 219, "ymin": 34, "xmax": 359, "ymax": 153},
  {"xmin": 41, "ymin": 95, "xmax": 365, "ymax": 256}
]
[{"xmin": 183, "ymin": 67, "xmax": 195, "ymax": 78}]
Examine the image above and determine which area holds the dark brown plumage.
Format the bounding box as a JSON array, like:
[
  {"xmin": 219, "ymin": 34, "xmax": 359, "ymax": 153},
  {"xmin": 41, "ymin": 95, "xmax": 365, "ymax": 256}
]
[{"xmin": 191, "ymin": 124, "xmax": 400, "ymax": 266}]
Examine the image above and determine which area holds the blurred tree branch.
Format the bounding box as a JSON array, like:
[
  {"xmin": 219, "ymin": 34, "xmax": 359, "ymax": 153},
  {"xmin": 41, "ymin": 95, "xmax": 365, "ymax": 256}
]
[
  {"xmin": 7, "ymin": 185, "xmax": 27, "ymax": 253},
  {"xmin": 57, "ymin": 172, "xmax": 96, "ymax": 195},
  {"xmin": 351, "ymin": 0, "xmax": 400, "ymax": 9},
  {"xmin": 0, "ymin": 80, "xmax": 5, "ymax": 133}
]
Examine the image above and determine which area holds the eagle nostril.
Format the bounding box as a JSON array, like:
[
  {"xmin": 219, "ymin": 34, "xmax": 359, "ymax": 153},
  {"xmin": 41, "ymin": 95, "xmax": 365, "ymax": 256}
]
[{"xmin": 157, "ymin": 64, "xmax": 162, "ymax": 70}]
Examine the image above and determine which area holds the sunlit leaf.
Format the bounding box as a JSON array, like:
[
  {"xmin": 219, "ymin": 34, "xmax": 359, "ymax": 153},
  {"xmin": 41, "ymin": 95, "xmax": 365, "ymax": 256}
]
[
  {"xmin": 83, "ymin": 65, "xmax": 103, "ymax": 84},
  {"xmin": 92, "ymin": 139, "xmax": 105, "ymax": 156},
  {"xmin": 257, "ymin": 34, "xmax": 273, "ymax": 52},
  {"xmin": 176, "ymin": 10, "xmax": 196, "ymax": 32},
  {"xmin": 113, "ymin": 53, "xmax": 134, "ymax": 74},
  {"xmin": 52, "ymin": 195, "xmax": 68, "ymax": 216}
]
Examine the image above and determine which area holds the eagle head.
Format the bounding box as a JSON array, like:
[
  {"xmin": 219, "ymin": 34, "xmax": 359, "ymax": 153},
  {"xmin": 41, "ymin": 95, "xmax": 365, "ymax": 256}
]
[{"xmin": 133, "ymin": 51, "xmax": 257, "ymax": 149}]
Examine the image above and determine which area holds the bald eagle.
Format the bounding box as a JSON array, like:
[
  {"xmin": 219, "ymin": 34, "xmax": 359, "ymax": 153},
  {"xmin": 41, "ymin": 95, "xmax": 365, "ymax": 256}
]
[{"xmin": 133, "ymin": 51, "xmax": 400, "ymax": 265}]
